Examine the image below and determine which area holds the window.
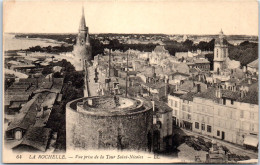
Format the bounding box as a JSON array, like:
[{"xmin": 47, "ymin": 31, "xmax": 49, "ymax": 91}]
[
  {"xmin": 171, "ymin": 100, "xmax": 173, "ymax": 107},
  {"xmin": 201, "ymin": 116, "xmax": 205, "ymax": 122},
  {"xmin": 223, "ymin": 98, "xmax": 226, "ymax": 105},
  {"xmin": 217, "ymin": 130, "xmax": 220, "ymax": 136},
  {"xmin": 217, "ymin": 109, "xmax": 220, "ymax": 116},
  {"xmin": 231, "ymin": 99, "xmax": 234, "ymax": 105},
  {"xmin": 240, "ymin": 111, "xmax": 244, "ymax": 118},
  {"xmin": 207, "ymin": 125, "xmax": 212, "ymax": 133},
  {"xmin": 175, "ymin": 101, "xmax": 178, "ymax": 108},
  {"xmin": 195, "ymin": 122, "xmax": 199, "ymax": 129},
  {"xmin": 201, "ymin": 124, "xmax": 205, "ymax": 130},
  {"xmin": 188, "ymin": 114, "xmax": 191, "ymax": 120},
  {"xmin": 182, "ymin": 105, "xmax": 185, "ymax": 111},
  {"xmin": 207, "ymin": 117, "xmax": 210, "ymax": 124},
  {"xmin": 250, "ymin": 112, "xmax": 254, "ymax": 120},
  {"xmin": 188, "ymin": 106, "xmax": 191, "ymax": 112},
  {"xmin": 197, "ymin": 105, "xmax": 200, "ymax": 111},
  {"xmin": 229, "ymin": 111, "xmax": 232, "ymax": 119},
  {"xmin": 250, "ymin": 123, "xmax": 255, "ymax": 132}
]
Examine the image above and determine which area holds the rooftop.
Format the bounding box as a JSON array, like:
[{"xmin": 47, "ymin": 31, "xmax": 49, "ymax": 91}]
[
  {"xmin": 153, "ymin": 100, "xmax": 172, "ymax": 114},
  {"xmin": 68, "ymin": 96, "xmax": 152, "ymax": 116},
  {"xmin": 13, "ymin": 126, "xmax": 52, "ymax": 152},
  {"xmin": 153, "ymin": 45, "xmax": 169, "ymax": 53},
  {"xmin": 194, "ymin": 87, "xmax": 221, "ymax": 102},
  {"xmin": 247, "ymin": 59, "xmax": 258, "ymax": 68},
  {"xmin": 237, "ymin": 82, "xmax": 258, "ymax": 104},
  {"xmin": 180, "ymin": 92, "xmax": 196, "ymax": 101}
]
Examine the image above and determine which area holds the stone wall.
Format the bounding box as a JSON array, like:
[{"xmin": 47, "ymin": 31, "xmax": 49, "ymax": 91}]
[{"xmin": 66, "ymin": 98, "xmax": 153, "ymax": 151}]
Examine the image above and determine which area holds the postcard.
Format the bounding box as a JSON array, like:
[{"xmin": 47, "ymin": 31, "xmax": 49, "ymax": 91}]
[{"xmin": 2, "ymin": 0, "xmax": 259, "ymax": 163}]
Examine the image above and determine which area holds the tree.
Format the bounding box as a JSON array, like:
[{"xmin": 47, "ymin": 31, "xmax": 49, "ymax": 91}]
[
  {"xmin": 42, "ymin": 66, "xmax": 53, "ymax": 75},
  {"xmin": 182, "ymin": 39, "xmax": 194, "ymax": 50},
  {"xmin": 53, "ymin": 72, "xmax": 62, "ymax": 78}
]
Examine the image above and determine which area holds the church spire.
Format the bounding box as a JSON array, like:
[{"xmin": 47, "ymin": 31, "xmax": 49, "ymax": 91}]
[
  {"xmin": 79, "ymin": 6, "xmax": 87, "ymax": 31},
  {"xmin": 219, "ymin": 28, "xmax": 224, "ymax": 39}
]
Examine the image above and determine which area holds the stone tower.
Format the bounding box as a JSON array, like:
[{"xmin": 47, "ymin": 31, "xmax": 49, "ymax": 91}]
[
  {"xmin": 213, "ymin": 29, "xmax": 228, "ymax": 72},
  {"xmin": 72, "ymin": 7, "xmax": 92, "ymax": 71}
]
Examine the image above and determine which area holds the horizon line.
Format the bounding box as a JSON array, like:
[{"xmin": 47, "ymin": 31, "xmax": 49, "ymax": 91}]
[{"xmin": 5, "ymin": 32, "xmax": 258, "ymax": 37}]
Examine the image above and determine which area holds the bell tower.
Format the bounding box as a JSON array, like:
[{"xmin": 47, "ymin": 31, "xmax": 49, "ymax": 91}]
[{"xmin": 213, "ymin": 29, "xmax": 228, "ymax": 72}]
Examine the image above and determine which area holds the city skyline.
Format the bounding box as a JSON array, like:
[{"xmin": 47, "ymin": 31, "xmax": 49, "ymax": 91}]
[{"xmin": 3, "ymin": 0, "xmax": 258, "ymax": 35}]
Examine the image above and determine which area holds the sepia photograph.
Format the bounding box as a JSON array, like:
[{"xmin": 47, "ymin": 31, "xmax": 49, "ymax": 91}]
[{"xmin": 2, "ymin": 0, "xmax": 259, "ymax": 163}]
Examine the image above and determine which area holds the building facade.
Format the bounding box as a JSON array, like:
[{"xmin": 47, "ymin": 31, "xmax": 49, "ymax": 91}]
[
  {"xmin": 192, "ymin": 96, "xmax": 214, "ymax": 137},
  {"xmin": 168, "ymin": 94, "xmax": 180, "ymax": 126},
  {"xmin": 168, "ymin": 86, "xmax": 259, "ymax": 148}
]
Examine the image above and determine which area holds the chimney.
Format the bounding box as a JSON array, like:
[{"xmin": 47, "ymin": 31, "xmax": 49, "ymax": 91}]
[
  {"xmin": 248, "ymin": 78, "xmax": 252, "ymax": 85},
  {"xmin": 151, "ymin": 101, "xmax": 155, "ymax": 111},
  {"xmin": 198, "ymin": 74, "xmax": 201, "ymax": 82},
  {"xmin": 175, "ymin": 83, "xmax": 179, "ymax": 91},
  {"xmin": 197, "ymin": 84, "xmax": 201, "ymax": 93},
  {"xmin": 165, "ymin": 78, "xmax": 169, "ymax": 98},
  {"xmin": 240, "ymin": 91, "xmax": 245, "ymax": 98},
  {"xmin": 215, "ymin": 88, "xmax": 222, "ymax": 98},
  {"xmin": 152, "ymin": 66, "xmax": 156, "ymax": 78},
  {"xmin": 243, "ymin": 66, "xmax": 247, "ymax": 73},
  {"xmin": 87, "ymin": 99, "xmax": 93, "ymax": 107}
]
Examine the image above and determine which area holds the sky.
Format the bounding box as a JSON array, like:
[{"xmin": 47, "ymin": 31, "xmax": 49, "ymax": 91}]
[{"xmin": 3, "ymin": 0, "xmax": 259, "ymax": 35}]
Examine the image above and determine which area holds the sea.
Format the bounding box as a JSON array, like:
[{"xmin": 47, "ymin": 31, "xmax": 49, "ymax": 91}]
[{"xmin": 3, "ymin": 33, "xmax": 63, "ymax": 51}]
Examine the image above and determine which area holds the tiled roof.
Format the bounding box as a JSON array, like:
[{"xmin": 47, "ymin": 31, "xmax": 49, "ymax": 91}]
[
  {"xmin": 154, "ymin": 100, "xmax": 172, "ymax": 114},
  {"xmin": 9, "ymin": 102, "xmax": 23, "ymax": 109},
  {"xmin": 180, "ymin": 92, "xmax": 196, "ymax": 101},
  {"xmin": 154, "ymin": 45, "xmax": 168, "ymax": 53},
  {"xmin": 5, "ymin": 95, "xmax": 30, "ymax": 102},
  {"xmin": 171, "ymin": 72, "xmax": 190, "ymax": 77},
  {"xmin": 194, "ymin": 87, "xmax": 220, "ymax": 102},
  {"xmin": 179, "ymin": 80, "xmax": 194, "ymax": 92},
  {"xmin": 247, "ymin": 59, "xmax": 258, "ymax": 68},
  {"xmin": 193, "ymin": 58, "xmax": 210, "ymax": 64},
  {"xmin": 6, "ymin": 95, "xmax": 38, "ymax": 131},
  {"xmin": 237, "ymin": 82, "xmax": 258, "ymax": 104},
  {"xmin": 142, "ymin": 82, "xmax": 166, "ymax": 89},
  {"xmin": 238, "ymin": 78, "xmax": 258, "ymax": 87},
  {"xmin": 221, "ymin": 90, "xmax": 240, "ymax": 100},
  {"xmin": 14, "ymin": 126, "xmax": 52, "ymax": 152}
]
